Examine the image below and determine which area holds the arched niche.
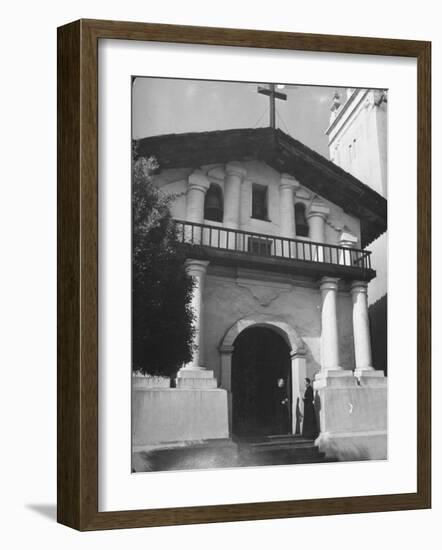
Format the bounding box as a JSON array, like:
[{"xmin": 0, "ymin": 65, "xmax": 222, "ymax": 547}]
[{"xmin": 204, "ymin": 183, "xmax": 224, "ymax": 222}]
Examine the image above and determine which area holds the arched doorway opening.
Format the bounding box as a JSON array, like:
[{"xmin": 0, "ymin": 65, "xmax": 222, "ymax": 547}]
[{"xmin": 231, "ymin": 326, "xmax": 292, "ymax": 438}]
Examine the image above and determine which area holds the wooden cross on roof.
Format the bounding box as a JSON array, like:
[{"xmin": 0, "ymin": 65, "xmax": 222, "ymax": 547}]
[{"xmin": 257, "ymin": 83, "xmax": 287, "ymax": 129}]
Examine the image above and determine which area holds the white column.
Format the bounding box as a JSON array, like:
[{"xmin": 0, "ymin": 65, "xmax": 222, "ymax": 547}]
[
  {"xmin": 176, "ymin": 259, "xmax": 217, "ymax": 388},
  {"xmin": 279, "ymin": 174, "xmax": 299, "ymax": 257},
  {"xmin": 186, "ymin": 169, "xmax": 210, "ymax": 224},
  {"xmin": 319, "ymin": 277, "xmax": 342, "ymax": 371},
  {"xmin": 350, "ymin": 281, "xmax": 374, "ymax": 376},
  {"xmin": 185, "ymin": 170, "xmax": 210, "ymax": 245},
  {"xmin": 224, "ymin": 162, "xmax": 247, "ymax": 230},
  {"xmin": 290, "ymin": 348, "xmax": 307, "ymax": 435},
  {"xmin": 307, "ymin": 203, "xmax": 330, "ymax": 261}
]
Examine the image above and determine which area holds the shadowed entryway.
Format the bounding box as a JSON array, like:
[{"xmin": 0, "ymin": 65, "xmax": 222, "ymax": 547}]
[{"xmin": 232, "ymin": 326, "xmax": 291, "ymax": 437}]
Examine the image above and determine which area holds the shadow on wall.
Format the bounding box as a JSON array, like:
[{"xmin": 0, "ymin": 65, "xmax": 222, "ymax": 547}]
[
  {"xmin": 303, "ymin": 344, "xmax": 321, "ymax": 376},
  {"xmin": 369, "ymin": 294, "xmax": 387, "ymax": 376}
]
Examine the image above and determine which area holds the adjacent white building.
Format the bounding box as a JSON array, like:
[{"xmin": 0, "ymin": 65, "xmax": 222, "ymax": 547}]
[{"xmin": 326, "ymin": 88, "xmax": 388, "ymax": 374}]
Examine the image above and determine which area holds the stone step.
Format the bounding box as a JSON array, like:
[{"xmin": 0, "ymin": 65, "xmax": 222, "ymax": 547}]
[
  {"xmin": 132, "ymin": 437, "xmax": 334, "ymax": 472},
  {"xmin": 240, "ymin": 445, "xmax": 322, "ymax": 458},
  {"xmin": 247, "ymin": 440, "xmax": 316, "ymax": 449},
  {"xmin": 234, "ymin": 434, "xmax": 314, "ymax": 445},
  {"xmin": 244, "ymin": 447, "xmax": 321, "ymax": 457},
  {"xmin": 237, "ymin": 453, "xmax": 331, "ymax": 467}
]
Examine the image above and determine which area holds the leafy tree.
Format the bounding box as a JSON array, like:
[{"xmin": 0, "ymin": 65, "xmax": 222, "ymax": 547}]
[{"xmin": 132, "ymin": 146, "xmax": 195, "ymax": 377}]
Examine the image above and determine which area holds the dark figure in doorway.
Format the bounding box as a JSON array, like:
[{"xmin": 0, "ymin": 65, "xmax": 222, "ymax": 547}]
[
  {"xmin": 302, "ymin": 378, "xmax": 318, "ymax": 439},
  {"xmin": 276, "ymin": 378, "xmax": 291, "ymax": 435}
]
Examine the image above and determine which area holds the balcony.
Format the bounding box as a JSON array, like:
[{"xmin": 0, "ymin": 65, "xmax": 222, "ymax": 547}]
[{"xmin": 174, "ymin": 219, "xmax": 376, "ymax": 281}]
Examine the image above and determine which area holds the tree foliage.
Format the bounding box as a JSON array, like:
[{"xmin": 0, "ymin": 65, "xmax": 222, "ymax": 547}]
[{"xmin": 132, "ymin": 146, "xmax": 195, "ymax": 377}]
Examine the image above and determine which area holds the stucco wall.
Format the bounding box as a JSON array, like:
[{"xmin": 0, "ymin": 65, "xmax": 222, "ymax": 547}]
[
  {"xmin": 201, "ymin": 266, "xmax": 356, "ymax": 381},
  {"xmin": 152, "ymin": 159, "xmax": 362, "ymax": 247}
]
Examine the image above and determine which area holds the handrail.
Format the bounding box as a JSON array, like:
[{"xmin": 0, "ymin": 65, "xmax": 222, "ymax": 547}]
[{"xmin": 174, "ymin": 219, "xmax": 372, "ymax": 270}]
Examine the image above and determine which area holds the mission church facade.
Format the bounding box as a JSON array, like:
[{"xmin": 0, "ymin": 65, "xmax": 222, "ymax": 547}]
[{"xmin": 132, "ymin": 110, "xmax": 388, "ymax": 465}]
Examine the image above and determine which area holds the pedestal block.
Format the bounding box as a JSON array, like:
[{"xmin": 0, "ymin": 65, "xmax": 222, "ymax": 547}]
[
  {"xmin": 313, "ymin": 372, "xmax": 387, "ymax": 461},
  {"xmin": 176, "ymin": 368, "xmax": 217, "ymax": 389}
]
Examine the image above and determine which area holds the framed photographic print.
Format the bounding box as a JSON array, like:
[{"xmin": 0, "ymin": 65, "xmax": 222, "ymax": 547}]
[{"xmin": 57, "ymin": 19, "xmax": 431, "ymax": 530}]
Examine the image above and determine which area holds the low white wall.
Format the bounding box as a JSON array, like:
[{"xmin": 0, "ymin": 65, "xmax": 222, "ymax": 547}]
[{"xmin": 132, "ymin": 388, "xmax": 229, "ymax": 447}]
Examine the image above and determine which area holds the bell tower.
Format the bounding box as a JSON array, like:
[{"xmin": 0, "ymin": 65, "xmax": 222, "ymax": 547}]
[{"xmin": 325, "ymin": 89, "xmax": 388, "ymax": 375}]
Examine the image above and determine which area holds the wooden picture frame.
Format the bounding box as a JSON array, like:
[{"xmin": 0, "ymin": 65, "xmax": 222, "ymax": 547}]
[{"xmin": 57, "ymin": 18, "xmax": 431, "ymax": 531}]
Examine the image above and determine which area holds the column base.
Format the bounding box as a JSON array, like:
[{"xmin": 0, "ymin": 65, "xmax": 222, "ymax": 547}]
[
  {"xmin": 176, "ymin": 368, "xmax": 218, "ymax": 389},
  {"xmin": 313, "ymin": 376, "xmax": 388, "ymax": 461},
  {"xmin": 354, "ymin": 369, "xmax": 387, "ymax": 386},
  {"xmin": 314, "ymin": 369, "xmax": 357, "ymax": 389}
]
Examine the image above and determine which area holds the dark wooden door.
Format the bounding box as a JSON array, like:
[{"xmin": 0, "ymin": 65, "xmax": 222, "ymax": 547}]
[{"xmin": 232, "ymin": 326, "xmax": 291, "ymax": 437}]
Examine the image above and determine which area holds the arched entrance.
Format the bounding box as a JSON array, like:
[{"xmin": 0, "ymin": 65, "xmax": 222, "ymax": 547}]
[{"xmin": 231, "ymin": 326, "xmax": 292, "ymax": 437}]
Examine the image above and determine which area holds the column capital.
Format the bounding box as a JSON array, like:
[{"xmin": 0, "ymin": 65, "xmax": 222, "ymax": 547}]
[
  {"xmin": 307, "ymin": 202, "xmax": 330, "ymax": 221},
  {"xmin": 319, "ymin": 276, "xmax": 340, "ymax": 292},
  {"xmin": 188, "ymin": 169, "xmax": 210, "ymax": 193},
  {"xmin": 184, "ymin": 258, "xmax": 210, "ymax": 276},
  {"xmin": 290, "ymin": 345, "xmax": 307, "ymax": 359},
  {"xmin": 340, "ymin": 229, "xmax": 359, "ymax": 248},
  {"xmin": 280, "ymin": 174, "xmax": 300, "ymax": 192},
  {"xmin": 225, "ymin": 161, "xmax": 247, "ymax": 179},
  {"xmin": 350, "ymin": 280, "xmax": 368, "ymax": 295},
  {"xmin": 219, "ymin": 344, "xmax": 235, "ymax": 354}
]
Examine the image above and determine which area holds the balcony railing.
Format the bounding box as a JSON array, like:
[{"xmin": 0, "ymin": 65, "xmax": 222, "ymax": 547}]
[{"xmin": 175, "ymin": 219, "xmax": 372, "ymax": 270}]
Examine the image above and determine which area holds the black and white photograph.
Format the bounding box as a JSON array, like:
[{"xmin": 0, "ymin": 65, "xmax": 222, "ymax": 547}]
[
  {"xmin": 131, "ymin": 77, "xmax": 388, "ymax": 473},
  {"xmin": 2, "ymin": 0, "xmax": 436, "ymax": 544}
]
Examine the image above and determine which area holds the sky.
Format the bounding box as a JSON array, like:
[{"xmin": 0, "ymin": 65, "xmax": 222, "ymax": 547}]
[{"xmin": 132, "ymin": 77, "xmax": 346, "ymax": 159}]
